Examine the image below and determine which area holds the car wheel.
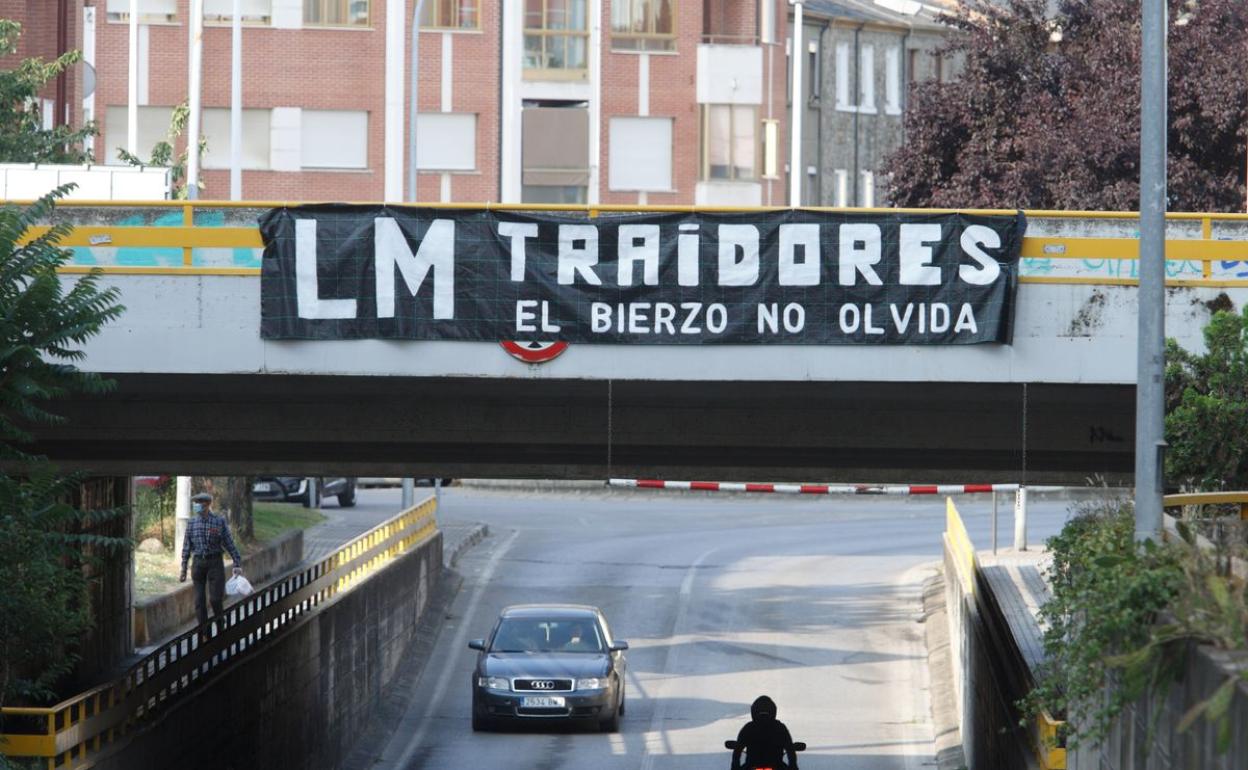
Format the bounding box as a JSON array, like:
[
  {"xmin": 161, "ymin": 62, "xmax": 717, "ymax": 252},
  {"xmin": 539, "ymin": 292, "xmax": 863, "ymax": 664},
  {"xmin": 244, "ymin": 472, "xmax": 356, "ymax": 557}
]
[
  {"xmin": 338, "ymin": 482, "xmax": 356, "ymax": 508},
  {"xmin": 301, "ymin": 480, "xmax": 321, "ymax": 509},
  {"xmin": 472, "ymin": 711, "xmax": 493, "ymax": 732},
  {"xmin": 598, "ymin": 698, "xmax": 621, "ymax": 733}
]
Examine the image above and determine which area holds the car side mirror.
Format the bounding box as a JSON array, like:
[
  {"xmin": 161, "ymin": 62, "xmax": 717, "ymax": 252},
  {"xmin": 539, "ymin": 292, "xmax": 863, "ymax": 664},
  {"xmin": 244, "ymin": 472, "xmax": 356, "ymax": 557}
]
[
  {"xmin": 468, "ymin": 638, "xmax": 485, "ymax": 651},
  {"xmin": 793, "ymin": 742, "xmax": 807, "ymax": 752},
  {"xmin": 609, "ymin": 641, "xmax": 629, "ymax": 652},
  {"xmin": 724, "ymin": 740, "xmax": 739, "ymax": 750}
]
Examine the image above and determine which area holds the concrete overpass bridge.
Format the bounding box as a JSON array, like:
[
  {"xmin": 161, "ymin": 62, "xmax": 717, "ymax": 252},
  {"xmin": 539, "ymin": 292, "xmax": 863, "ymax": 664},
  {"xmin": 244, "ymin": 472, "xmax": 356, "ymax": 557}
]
[{"xmin": 24, "ymin": 201, "xmax": 1248, "ymax": 482}]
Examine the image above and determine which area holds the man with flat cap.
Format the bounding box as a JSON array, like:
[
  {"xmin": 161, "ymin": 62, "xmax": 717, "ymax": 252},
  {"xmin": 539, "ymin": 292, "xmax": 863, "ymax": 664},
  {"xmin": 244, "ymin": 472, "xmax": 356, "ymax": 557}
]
[{"xmin": 179, "ymin": 491, "xmax": 245, "ymax": 632}]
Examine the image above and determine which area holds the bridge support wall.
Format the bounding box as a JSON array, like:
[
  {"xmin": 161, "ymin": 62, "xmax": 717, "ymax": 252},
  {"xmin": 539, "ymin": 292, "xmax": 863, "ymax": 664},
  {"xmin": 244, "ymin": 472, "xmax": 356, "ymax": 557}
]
[
  {"xmin": 94, "ymin": 531, "xmax": 443, "ymax": 770},
  {"xmin": 943, "ymin": 532, "xmax": 1036, "ymax": 770}
]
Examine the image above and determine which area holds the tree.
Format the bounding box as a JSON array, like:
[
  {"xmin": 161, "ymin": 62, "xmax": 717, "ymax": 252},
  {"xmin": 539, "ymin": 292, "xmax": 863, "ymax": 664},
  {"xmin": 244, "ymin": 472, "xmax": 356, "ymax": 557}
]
[
  {"xmin": 1165, "ymin": 306, "xmax": 1248, "ymax": 490},
  {"xmin": 117, "ymin": 101, "xmax": 207, "ymax": 200},
  {"xmin": 192, "ymin": 476, "xmax": 254, "ymax": 542},
  {"xmin": 0, "ymin": 19, "xmax": 96, "ymax": 164},
  {"xmin": 0, "ymin": 186, "xmax": 128, "ymax": 716},
  {"xmin": 884, "ymin": 0, "xmax": 1248, "ymax": 212}
]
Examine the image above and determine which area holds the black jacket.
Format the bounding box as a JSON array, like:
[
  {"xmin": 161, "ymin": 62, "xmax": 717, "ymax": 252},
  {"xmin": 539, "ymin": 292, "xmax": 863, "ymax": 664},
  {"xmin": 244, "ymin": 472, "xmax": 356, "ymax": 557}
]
[{"xmin": 733, "ymin": 696, "xmax": 797, "ymax": 769}]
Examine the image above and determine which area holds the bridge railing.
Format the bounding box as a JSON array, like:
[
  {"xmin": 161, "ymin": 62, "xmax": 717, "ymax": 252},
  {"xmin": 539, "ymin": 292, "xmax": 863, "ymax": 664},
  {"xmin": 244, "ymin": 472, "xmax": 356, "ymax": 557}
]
[
  {"xmin": 0, "ymin": 497, "xmax": 438, "ymax": 770},
  {"xmin": 1163, "ymin": 490, "xmax": 1248, "ymax": 520},
  {"xmin": 10, "ymin": 200, "xmax": 1248, "ymax": 287}
]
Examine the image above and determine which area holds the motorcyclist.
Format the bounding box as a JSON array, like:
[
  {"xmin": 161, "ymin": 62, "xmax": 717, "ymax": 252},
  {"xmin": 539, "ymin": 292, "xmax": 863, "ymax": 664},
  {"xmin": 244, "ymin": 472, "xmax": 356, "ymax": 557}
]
[{"xmin": 731, "ymin": 695, "xmax": 798, "ymax": 769}]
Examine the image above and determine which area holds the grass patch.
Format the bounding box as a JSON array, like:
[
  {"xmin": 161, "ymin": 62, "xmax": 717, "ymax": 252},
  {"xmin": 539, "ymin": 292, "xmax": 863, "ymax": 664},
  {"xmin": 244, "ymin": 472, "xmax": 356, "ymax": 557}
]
[{"xmin": 252, "ymin": 502, "xmax": 326, "ymax": 544}]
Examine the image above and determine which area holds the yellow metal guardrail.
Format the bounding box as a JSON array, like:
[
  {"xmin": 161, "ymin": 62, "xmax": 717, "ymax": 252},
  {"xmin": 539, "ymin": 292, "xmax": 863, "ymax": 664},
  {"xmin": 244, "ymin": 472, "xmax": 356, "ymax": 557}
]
[
  {"xmin": 8, "ymin": 200, "xmax": 1248, "ymax": 286},
  {"xmin": 945, "ymin": 499, "xmax": 1067, "ymax": 770},
  {"xmin": 0, "ymin": 497, "xmax": 438, "ymax": 769},
  {"xmin": 1163, "ymin": 491, "xmax": 1248, "ymax": 520}
]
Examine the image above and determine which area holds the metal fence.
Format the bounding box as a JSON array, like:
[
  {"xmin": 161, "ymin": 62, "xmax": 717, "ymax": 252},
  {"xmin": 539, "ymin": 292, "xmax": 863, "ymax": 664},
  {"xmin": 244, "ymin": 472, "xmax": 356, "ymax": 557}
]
[
  {"xmin": 10, "ymin": 200, "xmax": 1248, "ymax": 287},
  {"xmin": 0, "ymin": 497, "xmax": 438, "ymax": 770}
]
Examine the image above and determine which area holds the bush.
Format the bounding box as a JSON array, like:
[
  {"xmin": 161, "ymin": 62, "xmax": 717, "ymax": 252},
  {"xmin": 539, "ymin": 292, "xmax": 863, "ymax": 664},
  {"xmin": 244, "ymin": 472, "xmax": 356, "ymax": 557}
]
[{"xmin": 1027, "ymin": 499, "xmax": 1248, "ymax": 750}]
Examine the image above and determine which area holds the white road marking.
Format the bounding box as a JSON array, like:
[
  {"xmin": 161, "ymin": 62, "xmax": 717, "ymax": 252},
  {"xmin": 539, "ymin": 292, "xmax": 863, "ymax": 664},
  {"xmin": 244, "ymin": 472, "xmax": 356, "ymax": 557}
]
[
  {"xmin": 638, "ymin": 546, "xmax": 717, "ymax": 770},
  {"xmin": 381, "ymin": 529, "xmax": 520, "ymax": 769}
]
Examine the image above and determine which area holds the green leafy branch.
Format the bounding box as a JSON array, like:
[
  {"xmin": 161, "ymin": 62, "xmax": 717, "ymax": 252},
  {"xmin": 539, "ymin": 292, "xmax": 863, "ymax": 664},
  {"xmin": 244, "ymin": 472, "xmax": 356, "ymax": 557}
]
[
  {"xmin": 115, "ymin": 102, "xmax": 207, "ymax": 200},
  {"xmin": 0, "ymin": 19, "xmax": 97, "ymax": 164}
]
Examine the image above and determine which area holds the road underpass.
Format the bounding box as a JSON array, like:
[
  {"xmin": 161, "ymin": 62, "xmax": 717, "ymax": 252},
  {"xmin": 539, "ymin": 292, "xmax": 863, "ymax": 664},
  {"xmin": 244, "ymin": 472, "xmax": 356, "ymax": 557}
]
[{"xmin": 346, "ymin": 484, "xmax": 1075, "ymax": 770}]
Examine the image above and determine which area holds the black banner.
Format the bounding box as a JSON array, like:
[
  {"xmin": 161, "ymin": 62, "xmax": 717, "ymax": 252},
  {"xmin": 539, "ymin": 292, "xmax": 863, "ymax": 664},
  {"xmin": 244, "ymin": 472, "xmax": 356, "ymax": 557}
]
[{"xmin": 260, "ymin": 206, "xmax": 1025, "ymax": 344}]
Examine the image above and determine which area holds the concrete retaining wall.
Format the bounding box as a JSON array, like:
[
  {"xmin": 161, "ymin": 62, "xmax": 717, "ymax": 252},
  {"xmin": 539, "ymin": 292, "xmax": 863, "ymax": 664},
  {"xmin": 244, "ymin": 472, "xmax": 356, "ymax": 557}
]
[
  {"xmin": 947, "ymin": 530, "xmax": 1248, "ymax": 770},
  {"xmin": 1067, "ymin": 645, "xmax": 1248, "ymax": 770},
  {"xmin": 98, "ymin": 530, "xmax": 442, "ymax": 770},
  {"xmin": 943, "ymin": 542, "xmax": 1035, "ymax": 770},
  {"xmin": 133, "ymin": 529, "xmax": 305, "ymax": 647}
]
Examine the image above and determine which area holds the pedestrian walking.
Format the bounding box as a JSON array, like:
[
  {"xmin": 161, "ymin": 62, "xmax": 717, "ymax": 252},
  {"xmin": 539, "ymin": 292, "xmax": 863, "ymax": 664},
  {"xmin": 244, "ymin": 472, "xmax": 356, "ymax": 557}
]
[{"xmin": 179, "ymin": 491, "xmax": 245, "ymax": 634}]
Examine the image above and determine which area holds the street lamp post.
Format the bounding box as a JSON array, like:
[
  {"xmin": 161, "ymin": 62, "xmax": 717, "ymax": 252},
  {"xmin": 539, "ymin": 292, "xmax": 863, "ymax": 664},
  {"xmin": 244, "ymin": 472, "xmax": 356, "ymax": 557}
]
[
  {"xmin": 409, "ymin": 0, "xmax": 426, "ymax": 201},
  {"xmin": 789, "ymin": 0, "xmax": 803, "ymax": 207},
  {"xmin": 1136, "ymin": 0, "xmax": 1167, "ymax": 542}
]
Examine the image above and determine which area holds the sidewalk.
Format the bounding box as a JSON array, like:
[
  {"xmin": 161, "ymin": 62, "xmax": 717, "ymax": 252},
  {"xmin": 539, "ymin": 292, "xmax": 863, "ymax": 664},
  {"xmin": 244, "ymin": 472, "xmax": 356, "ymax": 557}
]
[{"xmin": 978, "ymin": 549, "xmax": 1054, "ymax": 674}]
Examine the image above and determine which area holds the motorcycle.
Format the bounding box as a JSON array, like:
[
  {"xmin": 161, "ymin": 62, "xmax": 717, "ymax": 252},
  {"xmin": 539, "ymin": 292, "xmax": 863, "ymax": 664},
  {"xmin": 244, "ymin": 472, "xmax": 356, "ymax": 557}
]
[{"xmin": 723, "ymin": 738, "xmax": 806, "ymax": 770}]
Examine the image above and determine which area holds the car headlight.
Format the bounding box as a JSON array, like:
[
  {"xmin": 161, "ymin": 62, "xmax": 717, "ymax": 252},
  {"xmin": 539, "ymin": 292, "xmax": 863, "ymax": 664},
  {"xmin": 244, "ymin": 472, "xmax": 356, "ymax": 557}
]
[
  {"xmin": 576, "ymin": 677, "xmax": 607, "ymax": 690},
  {"xmin": 477, "ymin": 676, "xmax": 510, "ymax": 691}
]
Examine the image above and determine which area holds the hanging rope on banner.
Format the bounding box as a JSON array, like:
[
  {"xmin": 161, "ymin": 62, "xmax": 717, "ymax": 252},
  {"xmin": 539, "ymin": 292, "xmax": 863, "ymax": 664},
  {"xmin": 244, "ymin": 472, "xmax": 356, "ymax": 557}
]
[
  {"xmin": 606, "ymin": 378, "xmax": 614, "ymax": 480},
  {"xmin": 1022, "ymin": 382, "xmax": 1030, "ymax": 487}
]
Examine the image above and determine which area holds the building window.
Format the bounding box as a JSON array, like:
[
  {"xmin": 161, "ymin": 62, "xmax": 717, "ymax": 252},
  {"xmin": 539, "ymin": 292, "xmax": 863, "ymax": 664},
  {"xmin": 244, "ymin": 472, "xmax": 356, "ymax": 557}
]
[
  {"xmin": 834, "ymin": 169, "xmax": 848, "ymax": 207},
  {"xmin": 835, "ymin": 42, "xmax": 850, "ymax": 111},
  {"xmin": 421, "ymin": 0, "xmax": 479, "ymax": 29},
  {"xmin": 701, "ymin": 104, "xmax": 756, "ymax": 182},
  {"xmin": 609, "ymin": 117, "xmax": 673, "ymax": 191},
  {"xmin": 858, "ymin": 44, "xmax": 875, "ymax": 113},
  {"xmin": 611, "ymin": 0, "xmax": 675, "ymax": 52},
  {"xmin": 762, "ymin": 118, "xmax": 778, "ymax": 179},
  {"xmin": 860, "ymin": 170, "xmax": 874, "ymax": 207},
  {"xmin": 202, "ymin": 108, "xmax": 272, "ymax": 170},
  {"xmin": 415, "ymin": 113, "xmax": 477, "ymax": 171},
  {"xmin": 104, "ymin": 105, "xmax": 176, "ymax": 165},
  {"xmin": 301, "ymin": 110, "xmax": 368, "ymax": 168},
  {"xmin": 524, "ymin": 0, "xmax": 589, "ymax": 78},
  {"xmin": 807, "ymin": 40, "xmax": 819, "ymax": 100},
  {"xmin": 105, "ymin": 0, "xmax": 177, "ymax": 23},
  {"xmin": 885, "ymin": 46, "xmax": 901, "ymax": 114},
  {"xmin": 204, "ymin": 0, "xmax": 272, "ymax": 24},
  {"xmin": 522, "ymin": 104, "xmax": 589, "ymax": 202},
  {"xmin": 304, "ymin": 0, "xmax": 369, "ymax": 26}
]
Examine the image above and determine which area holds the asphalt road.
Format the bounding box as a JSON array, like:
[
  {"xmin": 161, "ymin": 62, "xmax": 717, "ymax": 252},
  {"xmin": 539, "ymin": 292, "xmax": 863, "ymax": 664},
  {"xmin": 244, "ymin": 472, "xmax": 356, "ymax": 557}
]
[{"xmin": 361, "ymin": 485, "xmax": 1080, "ymax": 770}]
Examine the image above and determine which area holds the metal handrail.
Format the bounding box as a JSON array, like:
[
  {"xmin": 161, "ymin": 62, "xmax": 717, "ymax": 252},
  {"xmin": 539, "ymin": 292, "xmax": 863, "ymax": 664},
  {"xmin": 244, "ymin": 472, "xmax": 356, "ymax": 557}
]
[
  {"xmin": 15, "ymin": 201, "xmax": 1248, "ymax": 287},
  {"xmin": 1163, "ymin": 491, "xmax": 1248, "ymax": 519},
  {"xmin": 0, "ymin": 498, "xmax": 438, "ymax": 769}
]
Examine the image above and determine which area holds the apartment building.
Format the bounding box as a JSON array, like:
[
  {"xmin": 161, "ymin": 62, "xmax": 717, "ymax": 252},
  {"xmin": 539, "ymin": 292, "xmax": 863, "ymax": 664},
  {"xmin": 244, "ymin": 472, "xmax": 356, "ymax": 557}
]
[
  {"xmin": 792, "ymin": 0, "xmax": 956, "ymax": 207},
  {"xmin": 2, "ymin": 0, "xmax": 792, "ymax": 205}
]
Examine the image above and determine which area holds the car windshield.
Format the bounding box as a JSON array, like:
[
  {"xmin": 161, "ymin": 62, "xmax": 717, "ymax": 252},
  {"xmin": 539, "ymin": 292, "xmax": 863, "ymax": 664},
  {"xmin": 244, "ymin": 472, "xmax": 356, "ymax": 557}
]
[{"xmin": 490, "ymin": 618, "xmax": 605, "ymax": 653}]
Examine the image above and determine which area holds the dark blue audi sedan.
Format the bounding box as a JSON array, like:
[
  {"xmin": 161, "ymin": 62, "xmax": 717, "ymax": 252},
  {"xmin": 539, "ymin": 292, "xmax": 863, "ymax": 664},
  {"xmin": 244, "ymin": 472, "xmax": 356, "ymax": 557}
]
[{"xmin": 469, "ymin": 604, "xmax": 629, "ymax": 732}]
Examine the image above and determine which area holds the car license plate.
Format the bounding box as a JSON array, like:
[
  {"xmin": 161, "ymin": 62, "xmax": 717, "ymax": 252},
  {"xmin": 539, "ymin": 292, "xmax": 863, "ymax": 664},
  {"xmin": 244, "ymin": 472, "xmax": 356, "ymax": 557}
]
[
  {"xmin": 521, "ymin": 696, "xmax": 565, "ymax": 708},
  {"xmin": 252, "ymin": 482, "xmax": 272, "ymax": 493}
]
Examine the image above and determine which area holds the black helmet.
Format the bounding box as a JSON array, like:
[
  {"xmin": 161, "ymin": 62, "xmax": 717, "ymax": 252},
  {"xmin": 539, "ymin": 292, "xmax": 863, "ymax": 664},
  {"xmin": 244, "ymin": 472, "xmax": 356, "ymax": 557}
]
[{"xmin": 751, "ymin": 695, "xmax": 776, "ymax": 722}]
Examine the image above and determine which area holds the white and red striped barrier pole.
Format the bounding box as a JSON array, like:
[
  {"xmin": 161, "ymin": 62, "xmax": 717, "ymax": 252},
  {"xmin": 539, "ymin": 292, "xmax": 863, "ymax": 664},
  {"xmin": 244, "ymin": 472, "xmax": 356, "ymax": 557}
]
[{"xmin": 607, "ymin": 479, "xmax": 1062, "ymax": 495}]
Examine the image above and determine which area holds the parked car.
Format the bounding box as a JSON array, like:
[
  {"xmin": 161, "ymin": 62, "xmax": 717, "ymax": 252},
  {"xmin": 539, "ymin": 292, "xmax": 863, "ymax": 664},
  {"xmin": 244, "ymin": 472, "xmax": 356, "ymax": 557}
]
[
  {"xmin": 469, "ymin": 604, "xmax": 628, "ymax": 733},
  {"xmin": 357, "ymin": 477, "xmax": 402, "ymax": 488},
  {"xmin": 415, "ymin": 478, "xmax": 454, "ymax": 487},
  {"xmin": 251, "ymin": 477, "xmax": 357, "ymax": 508}
]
